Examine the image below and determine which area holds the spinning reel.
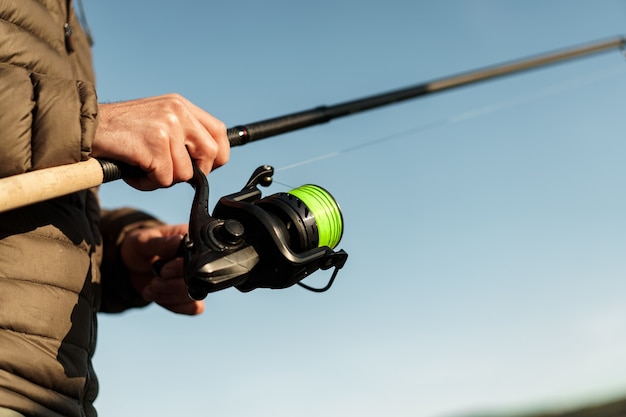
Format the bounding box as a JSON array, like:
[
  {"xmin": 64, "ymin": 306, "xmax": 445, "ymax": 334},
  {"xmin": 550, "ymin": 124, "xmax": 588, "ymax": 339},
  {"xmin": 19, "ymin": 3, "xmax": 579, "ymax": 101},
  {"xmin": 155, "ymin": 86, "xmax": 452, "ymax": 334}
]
[{"xmin": 179, "ymin": 162, "xmax": 348, "ymax": 300}]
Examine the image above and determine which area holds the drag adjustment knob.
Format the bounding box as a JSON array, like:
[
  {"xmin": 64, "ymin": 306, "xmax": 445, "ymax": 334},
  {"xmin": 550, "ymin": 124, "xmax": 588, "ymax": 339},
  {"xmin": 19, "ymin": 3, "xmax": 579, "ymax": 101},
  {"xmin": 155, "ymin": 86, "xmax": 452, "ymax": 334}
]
[{"xmin": 218, "ymin": 219, "xmax": 245, "ymax": 245}]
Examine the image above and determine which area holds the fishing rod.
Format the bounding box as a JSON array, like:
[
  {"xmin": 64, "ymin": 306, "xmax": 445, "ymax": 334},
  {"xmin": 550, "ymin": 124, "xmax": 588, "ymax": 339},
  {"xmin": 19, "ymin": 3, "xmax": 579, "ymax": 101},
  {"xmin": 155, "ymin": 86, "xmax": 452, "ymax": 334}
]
[
  {"xmin": 0, "ymin": 36, "xmax": 624, "ymax": 297},
  {"xmin": 225, "ymin": 35, "xmax": 626, "ymax": 147},
  {"xmin": 2, "ymin": 36, "xmax": 624, "ymax": 211}
]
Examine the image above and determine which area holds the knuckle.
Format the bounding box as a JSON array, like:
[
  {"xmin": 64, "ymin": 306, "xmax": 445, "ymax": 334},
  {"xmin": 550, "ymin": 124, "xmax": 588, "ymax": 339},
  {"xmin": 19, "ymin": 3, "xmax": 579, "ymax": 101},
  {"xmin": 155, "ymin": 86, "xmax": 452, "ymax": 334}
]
[
  {"xmin": 162, "ymin": 111, "xmax": 182, "ymax": 132},
  {"xmin": 153, "ymin": 124, "xmax": 172, "ymax": 143},
  {"xmin": 150, "ymin": 166, "xmax": 174, "ymax": 188},
  {"xmin": 215, "ymin": 119, "xmax": 227, "ymax": 133},
  {"xmin": 162, "ymin": 92, "xmax": 185, "ymax": 104},
  {"xmin": 174, "ymin": 167, "xmax": 193, "ymax": 183},
  {"xmin": 163, "ymin": 93, "xmax": 188, "ymax": 114}
]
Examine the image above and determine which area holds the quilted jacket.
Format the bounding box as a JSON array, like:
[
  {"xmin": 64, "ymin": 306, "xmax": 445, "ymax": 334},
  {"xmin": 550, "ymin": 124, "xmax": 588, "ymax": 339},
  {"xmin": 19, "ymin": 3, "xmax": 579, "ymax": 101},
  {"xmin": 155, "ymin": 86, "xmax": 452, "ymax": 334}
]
[{"xmin": 0, "ymin": 1, "xmax": 160, "ymax": 415}]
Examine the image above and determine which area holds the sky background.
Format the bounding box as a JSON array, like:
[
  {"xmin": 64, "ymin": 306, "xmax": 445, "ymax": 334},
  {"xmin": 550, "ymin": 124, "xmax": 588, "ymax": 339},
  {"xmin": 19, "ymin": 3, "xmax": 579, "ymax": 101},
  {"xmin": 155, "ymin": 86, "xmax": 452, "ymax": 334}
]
[{"xmin": 85, "ymin": 1, "xmax": 626, "ymax": 416}]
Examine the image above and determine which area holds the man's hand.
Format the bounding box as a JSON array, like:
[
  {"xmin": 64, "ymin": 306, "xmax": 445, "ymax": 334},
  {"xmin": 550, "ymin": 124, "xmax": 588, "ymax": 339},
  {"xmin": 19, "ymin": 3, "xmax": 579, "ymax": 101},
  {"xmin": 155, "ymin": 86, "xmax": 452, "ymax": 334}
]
[
  {"xmin": 93, "ymin": 94, "xmax": 230, "ymax": 190},
  {"xmin": 120, "ymin": 223, "xmax": 204, "ymax": 315}
]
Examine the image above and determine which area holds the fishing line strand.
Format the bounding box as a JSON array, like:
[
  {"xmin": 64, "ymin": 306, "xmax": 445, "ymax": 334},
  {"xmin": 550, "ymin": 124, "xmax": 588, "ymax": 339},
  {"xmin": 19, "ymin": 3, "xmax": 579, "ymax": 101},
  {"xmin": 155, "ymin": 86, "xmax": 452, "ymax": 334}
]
[{"xmin": 276, "ymin": 64, "xmax": 626, "ymax": 173}]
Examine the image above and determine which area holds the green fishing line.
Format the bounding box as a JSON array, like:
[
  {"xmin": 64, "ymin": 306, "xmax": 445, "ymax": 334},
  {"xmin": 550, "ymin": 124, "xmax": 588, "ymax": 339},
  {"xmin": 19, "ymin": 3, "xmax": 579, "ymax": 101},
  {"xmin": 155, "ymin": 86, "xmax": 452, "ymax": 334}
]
[{"xmin": 288, "ymin": 185, "xmax": 343, "ymax": 249}]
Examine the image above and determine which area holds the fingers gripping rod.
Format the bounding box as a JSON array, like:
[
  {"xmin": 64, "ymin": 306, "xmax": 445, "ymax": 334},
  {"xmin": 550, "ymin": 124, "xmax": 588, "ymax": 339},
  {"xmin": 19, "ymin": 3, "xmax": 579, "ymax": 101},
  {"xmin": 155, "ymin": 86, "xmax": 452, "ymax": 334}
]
[{"xmin": 0, "ymin": 36, "xmax": 624, "ymax": 213}]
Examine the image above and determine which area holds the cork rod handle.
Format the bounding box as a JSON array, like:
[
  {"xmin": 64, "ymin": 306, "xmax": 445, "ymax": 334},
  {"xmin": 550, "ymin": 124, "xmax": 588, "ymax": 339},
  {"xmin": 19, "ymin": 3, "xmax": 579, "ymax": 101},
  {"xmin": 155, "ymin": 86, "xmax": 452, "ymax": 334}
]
[{"xmin": 0, "ymin": 159, "xmax": 104, "ymax": 213}]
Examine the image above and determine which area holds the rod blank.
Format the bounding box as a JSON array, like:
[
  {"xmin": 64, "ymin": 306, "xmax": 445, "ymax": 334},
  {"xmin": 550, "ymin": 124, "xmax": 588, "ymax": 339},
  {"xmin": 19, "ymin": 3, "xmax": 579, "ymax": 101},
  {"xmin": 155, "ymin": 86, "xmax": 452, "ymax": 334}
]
[{"xmin": 227, "ymin": 36, "xmax": 625, "ymax": 146}]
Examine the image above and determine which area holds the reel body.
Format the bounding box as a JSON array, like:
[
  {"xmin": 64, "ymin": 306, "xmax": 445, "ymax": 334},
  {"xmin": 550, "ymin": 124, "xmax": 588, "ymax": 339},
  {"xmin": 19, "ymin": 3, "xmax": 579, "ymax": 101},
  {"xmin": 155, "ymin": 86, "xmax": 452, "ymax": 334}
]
[{"xmin": 182, "ymin": 163, "xmax": 348, "ymax": 300}]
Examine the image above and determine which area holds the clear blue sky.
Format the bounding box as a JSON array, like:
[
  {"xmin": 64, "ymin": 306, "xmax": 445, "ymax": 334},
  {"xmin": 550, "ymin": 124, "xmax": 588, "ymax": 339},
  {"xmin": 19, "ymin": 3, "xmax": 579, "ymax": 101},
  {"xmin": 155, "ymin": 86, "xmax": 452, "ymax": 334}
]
[{"xmin": 87, "ymin": 1, "xmax": 626, "ymax": 416}]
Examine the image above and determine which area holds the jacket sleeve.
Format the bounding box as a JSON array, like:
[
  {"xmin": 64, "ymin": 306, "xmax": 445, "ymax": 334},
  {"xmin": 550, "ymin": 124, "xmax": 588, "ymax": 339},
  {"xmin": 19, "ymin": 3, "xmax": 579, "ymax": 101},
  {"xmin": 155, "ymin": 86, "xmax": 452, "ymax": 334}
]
[
  {"xmin": 98, "ymin": 207, "xmax": 166, "ymax": 313},
  {"xmin": 0, "ymin": 63, "xmax": 97, "ymax": 178}
]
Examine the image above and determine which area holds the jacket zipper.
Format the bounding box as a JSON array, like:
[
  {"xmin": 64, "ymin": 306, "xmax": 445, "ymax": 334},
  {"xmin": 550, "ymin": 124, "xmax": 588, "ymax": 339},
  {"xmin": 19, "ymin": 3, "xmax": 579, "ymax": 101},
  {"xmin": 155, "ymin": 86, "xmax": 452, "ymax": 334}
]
[
  {"xmin": 64, "ymin": 0, "xmax": 75, "ymax": 53},
  {"xmin": 64, "ymin": 0, "xmax": 94, "ymax": 53}
]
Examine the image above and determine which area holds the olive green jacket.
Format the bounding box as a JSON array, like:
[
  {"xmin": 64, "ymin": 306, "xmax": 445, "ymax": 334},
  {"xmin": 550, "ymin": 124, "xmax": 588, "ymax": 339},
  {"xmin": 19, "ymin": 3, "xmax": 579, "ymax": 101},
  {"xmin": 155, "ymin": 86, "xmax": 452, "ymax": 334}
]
[{"xmin": 0, "ymin": 1, "xmax": 160, "ymax": 415}]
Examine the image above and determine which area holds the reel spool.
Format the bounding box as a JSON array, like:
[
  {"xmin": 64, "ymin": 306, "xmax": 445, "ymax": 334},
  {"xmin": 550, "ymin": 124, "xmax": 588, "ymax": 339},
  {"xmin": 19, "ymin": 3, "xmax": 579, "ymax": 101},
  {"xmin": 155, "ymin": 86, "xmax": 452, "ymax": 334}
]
[{"xmin": 255, "ymin": 184, "xmax": 344, "ymax": 252}]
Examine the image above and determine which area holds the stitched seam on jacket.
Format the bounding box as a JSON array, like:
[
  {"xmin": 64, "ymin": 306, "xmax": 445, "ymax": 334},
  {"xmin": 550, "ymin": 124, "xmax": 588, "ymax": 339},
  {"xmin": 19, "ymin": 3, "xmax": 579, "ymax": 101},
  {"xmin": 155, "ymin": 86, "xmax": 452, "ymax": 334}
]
[
  {"xmin": 0, "ymin": 275, "xmax": 83, "ymax": 297},
  {"xmin": 1, "ymin": 327, "xmax": 87, "ymax": 350},
  {"xmin": 0, "ymin": 14, "xmax": 62, "ymax": 55},
  {"xmin": 4, "ymin": 228, "xmax": 94, "ymax": 256},
  {"xmin": 0, "ymin": 326, "xmax": 86, "ymax": 349}
]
